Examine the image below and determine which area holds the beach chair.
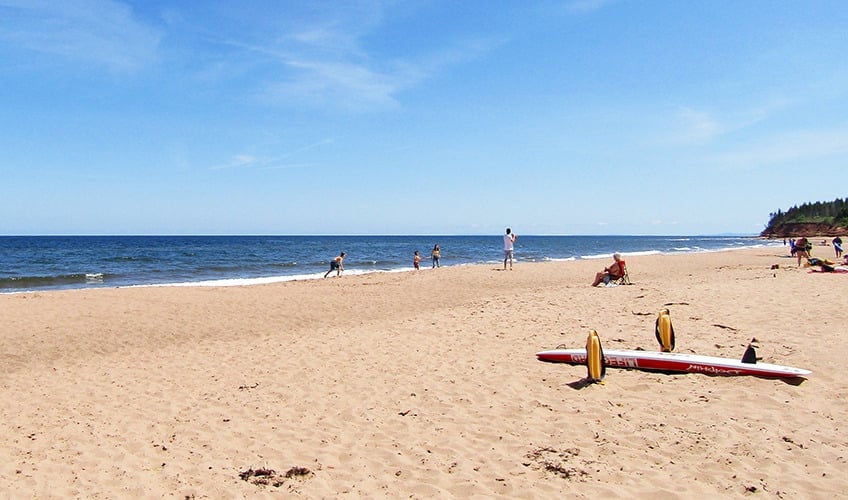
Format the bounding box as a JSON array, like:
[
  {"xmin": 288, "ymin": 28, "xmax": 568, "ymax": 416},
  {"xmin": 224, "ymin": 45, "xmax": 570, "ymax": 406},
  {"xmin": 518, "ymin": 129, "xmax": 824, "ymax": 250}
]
[{"xmin": 613, "ymin": 261, "xmax": 631, "ymax": 285}]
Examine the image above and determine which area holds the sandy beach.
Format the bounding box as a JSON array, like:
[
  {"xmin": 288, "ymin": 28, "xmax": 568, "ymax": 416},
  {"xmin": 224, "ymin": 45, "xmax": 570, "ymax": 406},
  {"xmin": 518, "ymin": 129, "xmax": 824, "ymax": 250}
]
[{"xmin": 1, "ymin": 246, "xmax": 846, "ymax": 498}]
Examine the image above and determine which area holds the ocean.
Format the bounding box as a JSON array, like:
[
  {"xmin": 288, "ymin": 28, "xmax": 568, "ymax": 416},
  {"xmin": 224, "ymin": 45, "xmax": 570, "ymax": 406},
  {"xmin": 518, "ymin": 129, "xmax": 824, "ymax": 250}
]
[{"xmin": 0, "ymin": 235, "xmax": 779, "ymax": 293}]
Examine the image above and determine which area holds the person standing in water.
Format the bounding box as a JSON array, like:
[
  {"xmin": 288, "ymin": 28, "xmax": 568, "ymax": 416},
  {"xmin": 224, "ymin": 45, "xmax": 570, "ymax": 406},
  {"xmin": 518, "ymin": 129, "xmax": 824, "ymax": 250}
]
[
  {"xmin": 431, "ymin": 244, "xmax": 441, "ymax": 268},
  {"xmin": 503, "ymin": 228, "xmax": 517, "ymax": 270}
]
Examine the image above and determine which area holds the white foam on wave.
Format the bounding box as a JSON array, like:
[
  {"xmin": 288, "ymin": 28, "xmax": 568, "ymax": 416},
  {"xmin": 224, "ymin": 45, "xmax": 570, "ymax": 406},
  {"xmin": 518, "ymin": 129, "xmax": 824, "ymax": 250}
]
[
  {"xmin": 134, "ymin": 273, "xmax": 322, "ymax": 288},
  {"xmin": 622, "ymin": 250, "xmax": 663, "ymax": 257},
  {"xmin": 545, "ymin": 256, "xmax": 577, "ymax": 262},
  {"xmin": 581, "ymin": 250, "xmax": 662, "ymax": 260},
  {"xmin": 132, "ymin": 267, "xmax": 412, "ymax": 289}
]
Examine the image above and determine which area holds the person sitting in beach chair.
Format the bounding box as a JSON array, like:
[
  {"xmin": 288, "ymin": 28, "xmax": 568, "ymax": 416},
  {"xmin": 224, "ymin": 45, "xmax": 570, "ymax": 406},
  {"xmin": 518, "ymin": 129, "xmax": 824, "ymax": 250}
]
[{"xmin": 591, "ymin": 253, "xmax": 627, "ymax": 287}]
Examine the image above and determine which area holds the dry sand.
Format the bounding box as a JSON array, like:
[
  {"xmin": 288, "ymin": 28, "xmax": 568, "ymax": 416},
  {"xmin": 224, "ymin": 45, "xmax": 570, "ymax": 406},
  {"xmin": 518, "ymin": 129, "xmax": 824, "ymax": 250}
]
[{"xmin": 1, "ymin": 246, "xmax": 846, "ymax": 498}]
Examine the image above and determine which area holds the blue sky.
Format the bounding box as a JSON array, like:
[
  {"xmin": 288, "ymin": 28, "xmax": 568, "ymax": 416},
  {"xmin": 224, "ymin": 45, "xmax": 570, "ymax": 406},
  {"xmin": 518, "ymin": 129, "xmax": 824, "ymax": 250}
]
[{"xmin": 1, "ymin": 0, "xmax": 846, "ymax": 236}]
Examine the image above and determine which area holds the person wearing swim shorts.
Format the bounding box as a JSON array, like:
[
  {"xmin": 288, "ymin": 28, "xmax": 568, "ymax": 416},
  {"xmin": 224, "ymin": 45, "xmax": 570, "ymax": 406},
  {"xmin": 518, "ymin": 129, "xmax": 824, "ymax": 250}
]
[
  {"xmin": 324, "ymin": 252, "xmax": 345, "ymax": 278},
  {"xmin": 795, "ymin": 237, "xmax": 810, "ymax": 267}
]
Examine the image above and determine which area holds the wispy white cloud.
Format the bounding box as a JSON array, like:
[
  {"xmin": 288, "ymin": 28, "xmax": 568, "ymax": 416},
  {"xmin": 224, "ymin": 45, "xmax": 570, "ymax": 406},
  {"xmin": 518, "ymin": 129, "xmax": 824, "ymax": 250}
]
[
  {"xmin": 210, "ymin": 154, "xmax": 259, "ymax": 171},
  {"xmin": 214, "ymin": 5, "xmax": 499, "ymax": 112},
  {"xmin": 211, "ymin": 139, "xmax": 333, "ymax": 171},
  {"xmin": 211, "ymin": 154, "xmax": 303, "ymax": 171},
  {"xmin": 666, "ymin": 98, "xmax": 790, "ymax": 145},
  {"xmin": 288, "ymin": 23, "xmax": 368, "ymax": 59},
  {"xmin": 269, "ymin": 36, "xmax": 497, "ymax": 111},
  {"xmin": 264, "ymin": 58, "xmax": 403, "ymax": 110},
  {"xmin": 282, "ymin": 138, "xmax": 334, "ymax": 157},
  {"xmin": 0, "ymin": 0, "xmax": 161, "ymax": 71},
  {"xmin": 676, "ymin": 107, "xmax": 722, "ymax": 143},
  {"xmin": 708, "ymin": 126, "xmax": 848, "ymax": 169}
]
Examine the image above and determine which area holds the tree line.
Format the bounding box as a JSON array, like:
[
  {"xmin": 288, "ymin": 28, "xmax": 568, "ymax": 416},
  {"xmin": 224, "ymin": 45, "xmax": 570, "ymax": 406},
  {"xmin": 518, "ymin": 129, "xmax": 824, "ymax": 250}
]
[{"xmin": 766, "ymin": 198, "xmax": 848, "ymax": 230}]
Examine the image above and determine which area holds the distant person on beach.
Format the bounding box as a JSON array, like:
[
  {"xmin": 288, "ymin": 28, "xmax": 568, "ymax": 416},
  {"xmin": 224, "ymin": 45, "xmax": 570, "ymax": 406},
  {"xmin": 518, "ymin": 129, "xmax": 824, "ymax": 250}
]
[
  {"xmin": 503, "ymin": 228, "xmax": 517, "ymax": 270},
  {"xmin": 413, "ymin": 251, "xmax": 421, "ymax": 270},
  {"xmin": 591, "ymin": 253, "xmax": 625, "ymax": 287},
  {"xmin": 431, "ymin": 244, "xmax": 441, "ymax": 268},
  {"xmin": 324, "ymin": 252, "xmax": 345, "ymax": 278},
  {"xmin": 833, "ymin": 236, "xmax": 843, "ymax": 258},
  {"xmin": 794, "ymin": 237, "xmax": 811, "ymax": 267}
]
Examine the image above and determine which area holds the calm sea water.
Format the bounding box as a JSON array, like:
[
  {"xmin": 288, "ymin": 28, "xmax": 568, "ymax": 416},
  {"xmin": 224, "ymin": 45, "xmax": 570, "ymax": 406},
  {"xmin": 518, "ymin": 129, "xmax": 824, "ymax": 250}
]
[{"xmin": 0, "ymin": 235, "xmax": 778, "ymax": 293}]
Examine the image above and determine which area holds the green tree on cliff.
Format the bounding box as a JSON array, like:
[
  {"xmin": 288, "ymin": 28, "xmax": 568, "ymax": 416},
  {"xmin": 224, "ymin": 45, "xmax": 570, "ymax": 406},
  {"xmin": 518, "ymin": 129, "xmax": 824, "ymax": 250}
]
[{"xmin": 765, "ymin": 198, "xmax": 848, "ymax": 234}]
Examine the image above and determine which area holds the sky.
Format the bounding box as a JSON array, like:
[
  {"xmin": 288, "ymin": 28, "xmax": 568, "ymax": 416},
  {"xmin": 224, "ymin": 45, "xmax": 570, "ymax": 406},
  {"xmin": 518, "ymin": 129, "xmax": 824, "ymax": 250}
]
[{"xmin": 1, "ymin": 0, "xmax": 847, "ymax": 236}]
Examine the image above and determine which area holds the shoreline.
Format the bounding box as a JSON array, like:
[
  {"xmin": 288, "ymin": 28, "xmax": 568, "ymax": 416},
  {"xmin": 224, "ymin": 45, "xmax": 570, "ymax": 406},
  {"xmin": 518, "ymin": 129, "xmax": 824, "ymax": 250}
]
[
  {"xmin": 1, "ymin": 238, "xmax": 784, "ymax": 295},
  {"xmin": 2, "ymin": 246, "xmax": 846, "ymax": 497}
]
